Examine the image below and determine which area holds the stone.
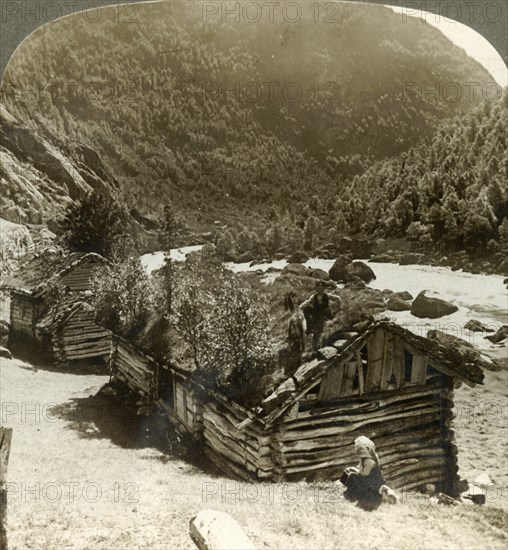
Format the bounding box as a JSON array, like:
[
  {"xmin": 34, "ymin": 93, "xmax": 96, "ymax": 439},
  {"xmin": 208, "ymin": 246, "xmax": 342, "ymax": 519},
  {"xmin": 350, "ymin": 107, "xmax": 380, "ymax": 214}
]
[
  {"xmin": 399, "ymin": 252, "xmax": 425, "ymax": 266},
  {"xmin": 317, "ymin": 346, "xmax": 338, "ymax": 360},
  {"xmin": 392, "ymin": 291, "xmax": 413, "ymax": 301},
  {"xmin": 464, "ymin": 320, "xmax": 494, "ymax": 333},
  {"xmin": 190, "ymin": 510, "xmax": 255, "ymax": 550},
  {"xmin": 485, "ymin": 325, "xmax": 508, "ymax": 344},
  {"xmin": 350, "ymin": 261, "xmax": 376, "ymax": 284},
  {"xmin": 370, "ymin": 254, "xmax": 396, "ymax": 263},
  {"xmin": 287, "ymin": 251, "xmax": 309, "ymax": 264},
  {"xmin": 0, "ymin": 346, "xmax": 12, "ymax": 359},
  {"xmin": 328, "ymin": 258, "xmax": 375, "ymax": 284},
  {"xmin": 293, "ymin": 359, "xmax": 324, "ymax": 387},
  {"xmin": 309, "ymin": 268, "xmax": 330, "ymax": 281},
  {"xmin": 387, "ymin": 296, "xmax": 412, "ymax": 311},
  {"xmin": 411, "ymin": 290, "xmax": 458, "ymax": 319},
  {"xmin": 282, "ymin": 263, "xmax": 308, "ymax": 276},
  {"xmin": 328, "ymin": 256, "xmax": 353, "ymax": 282}
]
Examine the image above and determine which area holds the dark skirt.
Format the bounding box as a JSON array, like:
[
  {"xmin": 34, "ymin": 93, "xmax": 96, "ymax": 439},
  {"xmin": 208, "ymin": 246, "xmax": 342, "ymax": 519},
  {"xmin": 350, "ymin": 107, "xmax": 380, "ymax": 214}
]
[{"xmin": 342, "ymin": 467, "xmax": 385, "ymax": 510}]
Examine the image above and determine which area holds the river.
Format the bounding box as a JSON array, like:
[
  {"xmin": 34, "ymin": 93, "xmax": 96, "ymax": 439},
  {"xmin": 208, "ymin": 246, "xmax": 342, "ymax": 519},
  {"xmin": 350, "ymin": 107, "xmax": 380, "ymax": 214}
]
[{"xmin": 140, "ymin": 249, "xmax": 507, "ymax": 357}]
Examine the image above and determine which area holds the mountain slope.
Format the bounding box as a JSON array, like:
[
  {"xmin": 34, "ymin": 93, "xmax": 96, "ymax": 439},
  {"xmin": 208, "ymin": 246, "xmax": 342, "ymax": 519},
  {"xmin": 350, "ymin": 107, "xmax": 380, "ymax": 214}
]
[{"xmin": 0, "ymin": 1, "xmax": 494, "ymax": 229}]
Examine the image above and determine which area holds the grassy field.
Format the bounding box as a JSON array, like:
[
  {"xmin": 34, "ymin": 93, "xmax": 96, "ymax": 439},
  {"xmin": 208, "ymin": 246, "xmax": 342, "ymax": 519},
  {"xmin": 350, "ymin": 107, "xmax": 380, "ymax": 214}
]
[{"xmin": 1, "ymin": 353, "xmax": 507, "ymax": 549}]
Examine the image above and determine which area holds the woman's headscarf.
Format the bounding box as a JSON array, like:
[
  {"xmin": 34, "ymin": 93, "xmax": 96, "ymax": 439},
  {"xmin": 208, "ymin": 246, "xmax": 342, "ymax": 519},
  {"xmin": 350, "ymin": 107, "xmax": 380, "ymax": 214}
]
[{"xmin": 354, "ymin": 436, "xmax": 380, "ymax": 468}]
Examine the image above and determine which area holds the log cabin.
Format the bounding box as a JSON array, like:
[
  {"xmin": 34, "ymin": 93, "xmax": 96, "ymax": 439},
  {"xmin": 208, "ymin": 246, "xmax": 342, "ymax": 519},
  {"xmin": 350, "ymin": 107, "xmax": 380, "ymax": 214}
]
[
  {"xmin": 109, "ymin": 320, "xmax": 490, "ymax": 496},
  {"xmin": 35, "ymin": 293, "xmax": 111, "ymax": 366},
  {"xmin": 1, "ymin": 250, "xmax": 107, "ymax": 346}
]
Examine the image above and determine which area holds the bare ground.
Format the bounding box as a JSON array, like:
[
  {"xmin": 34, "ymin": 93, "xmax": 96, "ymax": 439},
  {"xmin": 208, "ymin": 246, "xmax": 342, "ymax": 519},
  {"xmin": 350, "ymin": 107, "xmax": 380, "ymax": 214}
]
[{"xmin": 1, "ymin": 354, "xmax": 507, "ymax": 549}]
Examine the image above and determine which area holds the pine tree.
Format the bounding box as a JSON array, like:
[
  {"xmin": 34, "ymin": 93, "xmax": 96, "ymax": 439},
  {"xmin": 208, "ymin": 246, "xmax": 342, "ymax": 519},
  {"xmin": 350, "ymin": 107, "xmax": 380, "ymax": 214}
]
[{"xmin": 61, "ymin": 191, "xmax": 126, "ymax": 258}]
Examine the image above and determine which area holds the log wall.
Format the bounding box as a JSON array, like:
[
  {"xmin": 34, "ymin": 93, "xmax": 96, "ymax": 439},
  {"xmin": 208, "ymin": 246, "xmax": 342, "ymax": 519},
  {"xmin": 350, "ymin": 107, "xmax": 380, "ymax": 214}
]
[
  {"xmin": 270, "ymin": 374, "xmax": 457, "ymax": 492},
  {"xmin": 202, "ymin": 398, "xmax": 272, "ymax": 481},
  {"xmin": 9, "ymin": 293, "xmax": 45, "ymax": 343},
  {"xmin": 173, "ymin": 375, "xmax": 203, "ymax": 436},
  {"xmin": 60, "ymin": 258, "xmax": 102, "ymax": 292},
  {"xmin": 49, "ymin": 307, "xmax": 111, "ymax": 366},
  {"xmin": 110, "ymin": 338, "xmax": 158, "ymax": 399}
]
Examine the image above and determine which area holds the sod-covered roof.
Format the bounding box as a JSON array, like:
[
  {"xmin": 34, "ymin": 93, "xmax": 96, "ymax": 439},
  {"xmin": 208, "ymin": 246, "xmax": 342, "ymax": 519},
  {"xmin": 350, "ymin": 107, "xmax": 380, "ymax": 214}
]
[{"xmin": 1, "ymin": 250, "xmax": 106, "ymax": 296}]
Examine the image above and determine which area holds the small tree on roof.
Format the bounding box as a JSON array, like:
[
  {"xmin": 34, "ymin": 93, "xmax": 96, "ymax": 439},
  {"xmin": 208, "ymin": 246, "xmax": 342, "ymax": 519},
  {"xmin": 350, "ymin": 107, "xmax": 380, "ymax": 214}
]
[{"xmin": 172, "ymin": 266, "xmax": 275, "ymax": 406}]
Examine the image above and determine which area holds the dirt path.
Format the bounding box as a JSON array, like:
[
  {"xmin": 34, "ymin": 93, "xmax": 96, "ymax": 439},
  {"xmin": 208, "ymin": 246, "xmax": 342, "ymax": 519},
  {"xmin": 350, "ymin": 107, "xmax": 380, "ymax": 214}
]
[{"xmin": 1, "ymin": 356, "xmax": 507, "ymax": 549}]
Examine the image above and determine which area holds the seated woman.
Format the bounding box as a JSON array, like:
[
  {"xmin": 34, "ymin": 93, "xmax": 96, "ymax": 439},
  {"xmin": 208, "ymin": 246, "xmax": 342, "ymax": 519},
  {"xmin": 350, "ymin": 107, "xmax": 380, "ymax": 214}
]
[{"xmin": 341, "ymin": 436, "xmax": 385, "ymax": 511}]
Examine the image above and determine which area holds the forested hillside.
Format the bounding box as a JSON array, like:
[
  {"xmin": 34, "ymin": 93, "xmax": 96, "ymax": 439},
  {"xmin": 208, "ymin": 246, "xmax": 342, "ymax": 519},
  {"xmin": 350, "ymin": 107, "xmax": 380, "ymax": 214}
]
[
  {"xmin": 1, "ymin": 0, "xmax": 494, "ymax": 234},
  {"xmin": 346, "ymin": 96, "xmax": 508, "ymax": 255}
]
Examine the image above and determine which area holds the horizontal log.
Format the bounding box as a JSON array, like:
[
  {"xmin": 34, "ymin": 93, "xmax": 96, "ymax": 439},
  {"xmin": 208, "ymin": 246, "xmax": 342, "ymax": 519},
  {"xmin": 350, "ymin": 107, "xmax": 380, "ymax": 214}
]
[
  {"xmin": 203, "ymin": 416, "xmax": 263, "ymax": 465},
  {"xmin": 203, "ymin": 417, "xmax": 265, "ymax": 466},
  {"xmin": 275, "ymin": 414, "xmax": 440, "ymax": 452},
  {"xmin": 275, "ymin": 407, "xmax": 440, "ymax": 442},
  {"xmin": 282, "ymin": 433, "xmax": 441, "ymax": 465},
  {"xmin": 205, "ymin": 403, "xmax": 269, "ymax": 444},
  {"xmin": 204, "ymin": 445, "xmax": 254, "ymax": 481},
  {"xmin": 203, "ymin": 431, "xmax": 258, "ymax": 474},
  {"xmin": 114, "ymin": 372, "xmax": 150, "ymax": 397},
  {"xmin": 283, "ymin": 397, "xmax": 440, "ymax": 433},
  {"xmin": 294, "ymin": 384, "xmax": 452, "ymax": 422}
]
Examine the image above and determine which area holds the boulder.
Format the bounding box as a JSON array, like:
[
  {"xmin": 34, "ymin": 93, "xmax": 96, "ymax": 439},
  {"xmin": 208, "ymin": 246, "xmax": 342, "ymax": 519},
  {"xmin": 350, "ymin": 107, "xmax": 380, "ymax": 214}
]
[
  {"xmin": 399, "ymin": 252, "xmax": 425, "ymax": 266},
  {"xmin": 350, "ymin": 261, "xmax": 376, "ymax": 284},
  {"xmin": 0, "ymin": 346, "xmax": 12, "ymax": 359},
  {"xmin": 392, "ymin": 291, "xmax": 413, "ymax": 302},
  {"xmin": 370, "ymin": 254, "xmax": 396, "ymax": 263},
  {"xmin": 464, "ymin": 320, "xmax": 494, "ymax": 333},
  {"xmin": 451, "ymin": 265, "xmax": 461, "ymax": 272},
  {"xmin": 282, "ymin": 263, "xmax": 308, "ymax": 277},
  {"xmin": 411, "ymin": 290, "xmax": 458, "ymax": 319},
  {"xmin": 287, "ymin": 251, "xmax": 309, "ymax": 264},
  {"xmin": 237, "ymin": 252, "xmax": 255, "ymax": 263},
  {"xmin": 309, "ymin": 268, "xmax": 330, "ymax": 281},
  {"xmin": 328, "ymin": 258, "xmax": 375, "ymax": 284},
  {"xmin": 328, "ymin": 256, "xmax": 351, "ymax": 282},
  {"xmin": 343, "ymin": 279, "xmax": 366, "ymax": 291},
  {"xmin": 387, "ymin": 296, "xmax": 412, "ymax": 311},
  {"xmin": 485, "ymin": 325, "xmax": 508, "ymax": 344}
]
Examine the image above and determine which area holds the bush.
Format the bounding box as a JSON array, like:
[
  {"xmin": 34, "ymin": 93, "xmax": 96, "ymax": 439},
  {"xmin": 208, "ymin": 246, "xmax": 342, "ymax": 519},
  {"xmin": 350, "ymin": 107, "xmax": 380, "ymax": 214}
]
[
  {"xmin": 91, "ymin": 256, "xmax": 162, "ymax": 338},
  {"xmin": 172, "ymin": 266, "xmax": 275, "ymax": 406}
]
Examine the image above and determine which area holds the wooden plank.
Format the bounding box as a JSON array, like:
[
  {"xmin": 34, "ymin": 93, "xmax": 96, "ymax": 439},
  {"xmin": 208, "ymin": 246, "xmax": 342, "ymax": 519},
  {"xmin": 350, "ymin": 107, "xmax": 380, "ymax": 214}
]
[
  {"xmin": 356, "ymin": 351, "xmax": 364, "ymax": 395},
  {"xmin": 318, "ymin": 364, "xmax": 344, "ymax": 400},
  {"xmin": 392, "ymin": 335, "xmax": 405, "ymax": 388},
  {"xmin": 1, "ymin": 427, "xmax": 13, "ymax": 550},
  {"xmin": 380, "ymin": 332, "xmax": 394, "ymax": 390},
  {"xmin": 340, "ymin": 361, "xmax": 358, "ymax": 396},
  {"xmin": 365, "ymin": 329, "xmax": 384, "ymax": 392},
  {"xmin": 411, "ymin": 355, "xmax": 428, "ymax": 385},
  {"xmin": 276, "ymin": 406, "xmax": 440, "ymax": 442}
]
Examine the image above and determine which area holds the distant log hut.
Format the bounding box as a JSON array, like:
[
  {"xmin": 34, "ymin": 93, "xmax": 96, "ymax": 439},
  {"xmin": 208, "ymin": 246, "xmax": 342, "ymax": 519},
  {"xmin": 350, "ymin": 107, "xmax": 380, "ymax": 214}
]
[
  {"xmin": 109, "ymin": 321, "xmax": 489, "ymax": 496},
  {"xmin": 36, "ymin": 293, "xmax": 111, "ymax": 365},
  {"xmin": 1, "ymin": 251, "xmax": 107, "ymax": 347}
]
